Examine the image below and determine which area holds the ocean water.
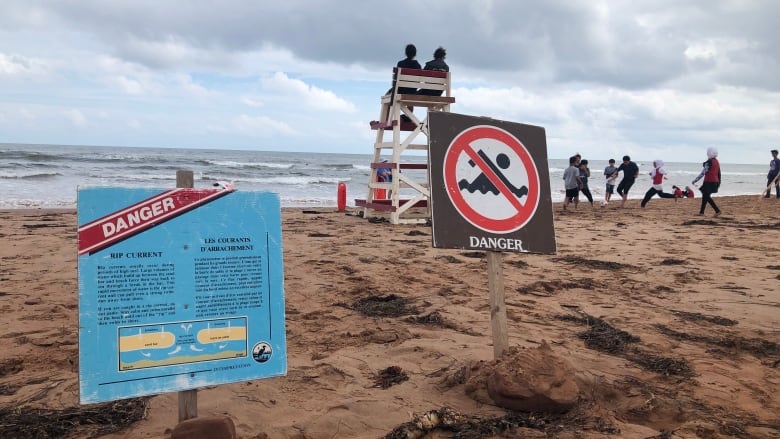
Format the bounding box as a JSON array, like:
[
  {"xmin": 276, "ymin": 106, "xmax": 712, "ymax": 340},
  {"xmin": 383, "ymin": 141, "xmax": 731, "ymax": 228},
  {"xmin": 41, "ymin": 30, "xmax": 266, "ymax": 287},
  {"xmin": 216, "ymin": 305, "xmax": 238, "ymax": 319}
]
[{"xmin": 0, "ymin": 143, "xmax": 770, "ymax": 209}]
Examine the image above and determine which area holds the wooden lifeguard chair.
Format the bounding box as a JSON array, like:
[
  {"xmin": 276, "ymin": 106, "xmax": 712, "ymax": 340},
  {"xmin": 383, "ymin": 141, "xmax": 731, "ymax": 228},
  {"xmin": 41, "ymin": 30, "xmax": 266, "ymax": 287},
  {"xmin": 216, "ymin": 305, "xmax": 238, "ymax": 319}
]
[{"xmin": 357, "ymin": 68, "xmax": 455, "ymax": 224}]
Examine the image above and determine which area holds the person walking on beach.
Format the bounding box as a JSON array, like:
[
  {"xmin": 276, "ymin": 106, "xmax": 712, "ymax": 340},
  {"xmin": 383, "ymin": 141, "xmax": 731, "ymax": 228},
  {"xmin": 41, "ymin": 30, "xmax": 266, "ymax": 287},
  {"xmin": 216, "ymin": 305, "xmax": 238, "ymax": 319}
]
[
  {"xmin": 578, "ymin": 159, "xmax": 594, "ymax": 206},
  {"xmin": 764, "ymin": 149, "xmax": 780, "ymax": 198},
  {"xmin": 640, "ymin": 160, "xmax": 676, "ymax": 207},
  {"xmin": 562, "ymin": 155, "xmax": 582, "ymax": 211},
  {"xmin": 692, "ymin": 147, "xmax": 722, "ymax": 217},
  {"xmin": 603, "ymin": 159, "xmax": 618, "ymax": 204},
  {"xmin": 615, "ymin": 155, "xmax": 639, "ymax": 208}
]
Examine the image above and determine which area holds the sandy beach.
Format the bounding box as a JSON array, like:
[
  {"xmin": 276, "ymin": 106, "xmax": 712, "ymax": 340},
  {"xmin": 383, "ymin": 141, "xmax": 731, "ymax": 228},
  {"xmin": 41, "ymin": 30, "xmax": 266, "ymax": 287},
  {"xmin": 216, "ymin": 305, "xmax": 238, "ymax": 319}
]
[{"xmin": 1, "ymin": 195, "xmax": 779, "ymax": 438}]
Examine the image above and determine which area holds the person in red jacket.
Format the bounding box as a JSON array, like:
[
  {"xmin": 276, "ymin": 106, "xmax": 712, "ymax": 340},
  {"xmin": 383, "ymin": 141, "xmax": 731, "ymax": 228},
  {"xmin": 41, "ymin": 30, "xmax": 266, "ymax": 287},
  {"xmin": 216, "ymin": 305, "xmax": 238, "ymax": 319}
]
[
  {"xmin": 684, "ymin": 186, "xmax": 695, "ymax": 198},
  {"xmin": 692, "ymin": 147, "xmax": 721, "ymax": 216},
  {"xmin": 641, "ymin": 160, "xmax": 676, "ymax": 207}
]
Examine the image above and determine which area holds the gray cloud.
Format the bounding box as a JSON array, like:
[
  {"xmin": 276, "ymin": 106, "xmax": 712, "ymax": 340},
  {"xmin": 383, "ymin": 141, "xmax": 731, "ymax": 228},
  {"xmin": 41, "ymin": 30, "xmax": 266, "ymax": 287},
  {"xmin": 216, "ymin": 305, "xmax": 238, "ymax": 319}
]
[{"xmin": 2, "ymin": 0, "xmax": 771, "ymax": 91}]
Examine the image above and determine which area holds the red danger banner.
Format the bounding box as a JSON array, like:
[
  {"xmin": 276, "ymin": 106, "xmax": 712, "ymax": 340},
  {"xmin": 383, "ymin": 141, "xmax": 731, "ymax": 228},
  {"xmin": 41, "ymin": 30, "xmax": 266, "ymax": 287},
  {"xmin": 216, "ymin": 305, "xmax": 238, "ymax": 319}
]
[{"xmin": 78, "ymin": 188, "xmax": 233, "ymax": 255}]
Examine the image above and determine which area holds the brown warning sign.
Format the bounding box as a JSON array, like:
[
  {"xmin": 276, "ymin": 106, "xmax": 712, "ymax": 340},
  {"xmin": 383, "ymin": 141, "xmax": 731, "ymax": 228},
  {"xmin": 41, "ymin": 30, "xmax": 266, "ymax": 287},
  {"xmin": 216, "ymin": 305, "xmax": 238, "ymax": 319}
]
[{"xmin": 428, "ymin": 112, "xmax": 556, "ymax": 254}]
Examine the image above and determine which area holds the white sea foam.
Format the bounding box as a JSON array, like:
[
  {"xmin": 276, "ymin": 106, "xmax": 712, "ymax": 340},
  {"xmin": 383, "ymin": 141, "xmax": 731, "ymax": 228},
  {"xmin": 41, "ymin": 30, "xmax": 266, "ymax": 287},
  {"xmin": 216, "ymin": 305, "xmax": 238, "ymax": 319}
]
[{"xmin": 206, "ymin": 160, "xmax": 294, "ymax": 169}]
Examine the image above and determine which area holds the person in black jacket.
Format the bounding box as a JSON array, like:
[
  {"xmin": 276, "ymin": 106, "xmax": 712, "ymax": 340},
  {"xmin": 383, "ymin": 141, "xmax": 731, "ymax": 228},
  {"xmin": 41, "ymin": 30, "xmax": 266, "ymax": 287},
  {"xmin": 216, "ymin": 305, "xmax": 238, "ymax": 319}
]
[
  {"xmin": 395, "ymin": 44, "xmax": 421, "ymax": 94},
  {"xmin": 418, "ymin": 47, "xmax": 449, "ymax": 96},
  {"xmin": 390, "ymin": 44, "xmax": 421, "ymax": 122}
]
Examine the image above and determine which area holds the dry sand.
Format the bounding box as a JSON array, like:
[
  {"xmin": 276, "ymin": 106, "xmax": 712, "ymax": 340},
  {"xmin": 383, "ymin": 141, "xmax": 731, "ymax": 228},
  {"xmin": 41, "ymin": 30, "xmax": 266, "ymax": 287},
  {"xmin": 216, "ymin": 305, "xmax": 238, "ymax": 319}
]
[{"xmin": 0, "ymin": 195, "xmax": 779, "ymax": 438}]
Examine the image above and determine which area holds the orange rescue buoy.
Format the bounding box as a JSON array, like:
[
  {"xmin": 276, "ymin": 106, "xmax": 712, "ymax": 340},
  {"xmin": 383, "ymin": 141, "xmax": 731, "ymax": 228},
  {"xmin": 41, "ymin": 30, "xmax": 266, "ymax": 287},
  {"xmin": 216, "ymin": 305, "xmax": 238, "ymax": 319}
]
[{"xmin": 337, "ymin": 182, "xmax": 347, "ymax": 211}]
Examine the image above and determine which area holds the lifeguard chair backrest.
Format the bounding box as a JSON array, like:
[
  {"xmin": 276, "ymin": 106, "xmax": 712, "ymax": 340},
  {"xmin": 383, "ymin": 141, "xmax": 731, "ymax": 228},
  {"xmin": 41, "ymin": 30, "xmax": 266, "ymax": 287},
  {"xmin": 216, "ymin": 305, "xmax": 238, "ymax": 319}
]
[{"xmin": 392, "ymin": 67, "xmax": 451, "ymax": 98}]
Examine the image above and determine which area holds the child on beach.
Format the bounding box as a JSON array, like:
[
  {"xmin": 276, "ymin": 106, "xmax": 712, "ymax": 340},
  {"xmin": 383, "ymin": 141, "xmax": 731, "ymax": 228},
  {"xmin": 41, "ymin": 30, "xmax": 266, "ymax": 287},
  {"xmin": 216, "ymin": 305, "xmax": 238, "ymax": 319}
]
[
  {"xmin": 765, "ymin": 149, "xmax": 780, "ymax": 198},
  {"xmin": 603, "ymin": 159, "xmax": 618, "ymax": 204},
  {"xmin": 640, "ymin": 160, "xmax": 676, "ymax": 207},
  {"xmin": 692, "ymin": 147, "xmax": 721, "ymax": 216},
  {"xmin": 578, "ymin": 159, "xmax": 594, "ymax": 206},
  {"xmin": 562, "ymin": 155, "xmax": 582, "ymax": 211}
]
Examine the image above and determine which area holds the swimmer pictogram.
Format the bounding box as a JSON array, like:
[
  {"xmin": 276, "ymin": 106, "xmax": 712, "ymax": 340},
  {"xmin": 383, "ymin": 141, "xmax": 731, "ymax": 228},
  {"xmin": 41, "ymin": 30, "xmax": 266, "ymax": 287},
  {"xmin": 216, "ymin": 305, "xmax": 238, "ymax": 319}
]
[
  {"xmin": 458, "ymin": 150, "xmax": 529, "ymax": 199},
  {"xmin": 443, "ymin": 125, "xmax": 541, "ymax": 233}
]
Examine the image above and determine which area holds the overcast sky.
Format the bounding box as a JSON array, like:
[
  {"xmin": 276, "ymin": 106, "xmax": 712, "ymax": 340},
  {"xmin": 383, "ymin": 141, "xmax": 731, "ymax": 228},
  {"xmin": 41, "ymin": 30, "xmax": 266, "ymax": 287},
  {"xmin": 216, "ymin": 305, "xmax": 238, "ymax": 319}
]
[{"xmin": 1, "ymin": 1, "xmax": 778, "ymax": 163}]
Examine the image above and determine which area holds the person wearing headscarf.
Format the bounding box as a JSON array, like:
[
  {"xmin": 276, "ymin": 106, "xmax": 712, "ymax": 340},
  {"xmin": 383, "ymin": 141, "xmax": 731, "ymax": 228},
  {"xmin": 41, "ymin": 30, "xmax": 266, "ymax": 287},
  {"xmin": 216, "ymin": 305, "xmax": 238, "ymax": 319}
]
[
  {"xmin": 640, "ymin": 159, "xmax": 676, "ymax": 207},
  {"xmin": 692, "ymin": 147, "xmax": 722, "ymax": 216}
]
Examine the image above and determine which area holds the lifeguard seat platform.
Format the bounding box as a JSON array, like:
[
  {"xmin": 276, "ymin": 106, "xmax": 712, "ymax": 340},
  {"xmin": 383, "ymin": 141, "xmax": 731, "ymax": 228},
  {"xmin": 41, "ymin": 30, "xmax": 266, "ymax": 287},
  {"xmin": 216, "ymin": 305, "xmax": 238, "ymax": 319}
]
[{"xmin": 356, "ymin": 68, "xmax": 455, "ymax": 224}]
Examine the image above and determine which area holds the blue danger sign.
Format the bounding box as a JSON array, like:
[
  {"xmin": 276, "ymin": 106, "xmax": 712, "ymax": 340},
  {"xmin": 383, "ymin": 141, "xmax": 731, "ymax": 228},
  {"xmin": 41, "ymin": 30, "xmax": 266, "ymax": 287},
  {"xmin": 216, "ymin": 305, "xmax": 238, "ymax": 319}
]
[{"xmin": 77, "ymin": 187, "xmax": 286, "ymax": 404}]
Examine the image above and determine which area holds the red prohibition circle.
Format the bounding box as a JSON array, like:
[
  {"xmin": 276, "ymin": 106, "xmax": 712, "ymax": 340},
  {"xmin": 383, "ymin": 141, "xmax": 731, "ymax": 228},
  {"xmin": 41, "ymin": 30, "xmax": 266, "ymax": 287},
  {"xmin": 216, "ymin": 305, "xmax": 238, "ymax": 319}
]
[{"xmin": 443, "ymin": 125, "xmax": 540, "ymax": 233}]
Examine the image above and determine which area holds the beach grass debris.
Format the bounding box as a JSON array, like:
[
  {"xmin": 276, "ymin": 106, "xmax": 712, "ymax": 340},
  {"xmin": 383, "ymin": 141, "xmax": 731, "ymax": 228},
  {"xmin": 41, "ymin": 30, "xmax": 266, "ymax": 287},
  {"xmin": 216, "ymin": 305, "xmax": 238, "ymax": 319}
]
[
  {"xmin": 435, "ymin": 255, "xmax": 462, "ymax": 264},
  {"xmin": 0, "ymin": 358, "xmax": 23, "ymax": 377},
  {"xmin": 373, "ymin": 366, "xmax": 409, "ymax": 389},
  {"xmin": 558, "ymin": 314, "xmax": 695, "ymax": 377},
  {"xmin": 345, "ymin": 294, "xmax": 418, "ymax": 317},
  {"xmin": 406, "ymin": 311, "xmax": 480, "ymax": 336},
  {"xmin": 0, "ymin": 383, "xmax": 19, "ymax": 396},
  {"xmin": 655, "ymin": 324, "xmax": 780, "ymax": 358},
  {"xmin": 382, "ymin": 405, "xmax": 618, "ymax": 439},
  {"xmin": 681, "ymin": 219, "xmax": 719, "ymax": 226},
  {"xmin": 406, "ymin": 230, "xmax": 428, "ymax": 236},
  {"xmin": 517, "ymin": 278, "xmax": 605, "ymax": 296},
  {"xmin": 671, "ymin": 310, "xmax": 738, "ymax": 326},
  {"xmin": 578, "ymin": 318, "xmax": 640, "ymax": 354},
  {"xmin": 307, "ymin": 232, "xmax": 333, "ymax": 237},
  {"xmin": 0, "ymin": 398, "xmax": 148, "ymax": 439},
  {"xmin": 410, "ymin": 311, "xmax": 444, "ymax": 324},
  {"xmin": 553, "ymin": 255, "xmax": 630, "ymax": 270},
  {"xmin": 506, "ymin": 259, "xmax": 529, "ymax": 269},
  {"xmin": 659, "ymin": 258, "xmax": 685, "ymax": 265},
  {"xmin": 459, "ymin": 251, "xmax": 484, "ymax": 259},
  {"xmin": 627, "ymin": 350, "xmax": 694, "ymax": 377},
  {"xmin": 557, "ymin": 313, "xmax": 640, "ymax": 354}
]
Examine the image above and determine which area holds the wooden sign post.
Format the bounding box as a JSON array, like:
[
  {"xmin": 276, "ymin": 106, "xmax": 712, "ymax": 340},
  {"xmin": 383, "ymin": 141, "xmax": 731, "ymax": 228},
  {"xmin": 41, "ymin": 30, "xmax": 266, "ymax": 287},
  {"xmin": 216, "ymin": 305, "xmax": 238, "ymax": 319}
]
[
  {"xmin": 486, "ymin": 251, "xmax": 509, "ymax": 358},
  {"xmin": 177, "ymin": 170, "xmax": 198, "ymax": 422}
]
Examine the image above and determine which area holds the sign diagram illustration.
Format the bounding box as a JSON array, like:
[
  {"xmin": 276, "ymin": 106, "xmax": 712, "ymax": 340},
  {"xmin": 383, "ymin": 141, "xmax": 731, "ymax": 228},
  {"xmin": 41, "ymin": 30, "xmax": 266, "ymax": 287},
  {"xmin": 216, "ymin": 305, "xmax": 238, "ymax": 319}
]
[
  {"xmin": 118, "ymin": 317, "xmax": 248, "ymax": 371},
  {"xmin": 443, "ymin": 125, "xmax": 541, "ymax": 233}
]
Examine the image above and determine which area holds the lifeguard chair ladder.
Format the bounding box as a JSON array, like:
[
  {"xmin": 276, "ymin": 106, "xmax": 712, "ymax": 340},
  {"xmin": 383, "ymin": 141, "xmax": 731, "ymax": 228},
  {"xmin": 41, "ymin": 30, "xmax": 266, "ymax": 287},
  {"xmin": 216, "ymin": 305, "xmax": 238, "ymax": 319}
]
[{"xmin": 357, "ymin": 68, "xmax": 455, "ymax": 224}]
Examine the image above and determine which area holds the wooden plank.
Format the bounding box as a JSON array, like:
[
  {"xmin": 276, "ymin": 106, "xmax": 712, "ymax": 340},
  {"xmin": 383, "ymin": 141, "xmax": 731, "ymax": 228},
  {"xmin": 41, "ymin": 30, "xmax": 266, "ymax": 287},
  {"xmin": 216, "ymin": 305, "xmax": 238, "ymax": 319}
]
[
  {"xmin": 176, "ymin": 170, "xmax": 198, "ymax": 422},
  {"xmin": 355, "ymin": 199, "xmax": 427, "ymax": 209},
  {"xmin": 369, "ymin": 120, "xmax": 418, "ymax": 131},
  {"xmin": 176, "ymin": 170, "xmax": 194, "ymax": 189},
  {"xmin": 369, "ymin": 163, "xmax": 427, "ymax": 170},
  {"xmin": 178, "ymin": 390, "xmax": 198, "ymax": 422},
  {"xmin": 354, "ymin": 200, "xmax": 397, "ymax": 212},
  {"xmin": 487, "ymin": 251, "xmax": 509, "ymax": 359},
  {"xmin": 395, "ymin": 67, "xmax": 448, "ymax": 78},
  {"xmin": 396, "ymin": 94, "xmax": 455, "ymax": 105}
]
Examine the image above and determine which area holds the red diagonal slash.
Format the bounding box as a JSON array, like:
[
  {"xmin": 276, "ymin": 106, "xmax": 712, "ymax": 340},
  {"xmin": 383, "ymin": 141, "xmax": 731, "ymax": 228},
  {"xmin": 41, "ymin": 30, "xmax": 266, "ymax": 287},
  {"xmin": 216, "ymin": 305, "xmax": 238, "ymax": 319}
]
[{"xmin": 462, "ymin": 143, "xmax": 525, "ymax": 213}]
